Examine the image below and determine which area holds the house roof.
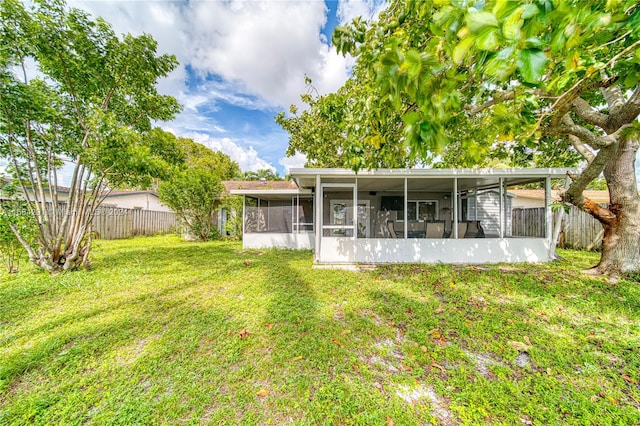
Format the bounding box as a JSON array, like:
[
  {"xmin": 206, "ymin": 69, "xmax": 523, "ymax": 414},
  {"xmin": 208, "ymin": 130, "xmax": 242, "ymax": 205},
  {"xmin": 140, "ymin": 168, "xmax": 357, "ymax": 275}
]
[
  {"xmin": 225, "ymin": 180, "xmax": 311, "ymax": 199},
  {"xmin": 509, "ymin": 189, "xmax": 610, "ymax": 203},
  {"xmin": 105, "ymin": 190, "xmax": 159, "ymax": 198},
  {"xmin": 290, "ymin": 167, "xmax": 575, "ymax": 192},
  {"xmin": 223, "ymin": 180, "xmax": 298, "ymax": 192}
]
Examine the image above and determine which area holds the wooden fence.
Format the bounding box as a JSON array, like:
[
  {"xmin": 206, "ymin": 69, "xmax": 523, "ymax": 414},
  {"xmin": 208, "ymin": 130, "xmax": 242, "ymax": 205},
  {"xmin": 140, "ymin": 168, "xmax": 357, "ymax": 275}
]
[
  {"xmin": 512, "ymin": 206, "xmax": 604, "ymax": 250},
  {"xmin": 92, "ymin": 207, "xmax": 180, "ymax": 240}
]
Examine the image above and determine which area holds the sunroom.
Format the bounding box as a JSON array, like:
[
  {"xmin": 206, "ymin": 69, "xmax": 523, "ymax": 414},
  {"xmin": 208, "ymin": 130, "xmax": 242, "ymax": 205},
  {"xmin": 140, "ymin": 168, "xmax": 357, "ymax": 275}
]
[{"xmin": 233, "ymin": 167, "xmax": 572, "ymax": 265}]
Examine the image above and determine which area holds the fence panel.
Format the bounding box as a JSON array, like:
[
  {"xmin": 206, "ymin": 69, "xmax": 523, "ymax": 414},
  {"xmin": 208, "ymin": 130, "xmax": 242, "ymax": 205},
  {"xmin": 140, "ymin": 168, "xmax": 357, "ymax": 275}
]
[
  {"xmin": 93, "ymin": 207, "xmax": 180, "ymax": 240},
  {"xmin": 512, "ymin": 206, "xmax": 604, "ymax": 250}
]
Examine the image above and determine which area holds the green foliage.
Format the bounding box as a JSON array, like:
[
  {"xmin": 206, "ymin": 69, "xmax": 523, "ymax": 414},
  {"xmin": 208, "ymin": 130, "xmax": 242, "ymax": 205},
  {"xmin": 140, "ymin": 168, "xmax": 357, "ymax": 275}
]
[
  {"xmin": 220, "ymin": 195, "xmax": 243, "ymax": 239},
  {"xmin": 176, "ymin": 137, "xmax": 242, "ymax": 180},
  {"xmin": 158, "ymin": 169, "xmax": 223, "ymax": 241},
  {"xmin": 0, "ymin": 181, "xmax": 36, "ymax": 273},
  {"xmin": 243, "ymin": 169, "xmax": 283, "ymax": 181},
  {"xmin": 276, "ymin": 79, "xmax": 418, "ymax": 170},
  {"xmin": 0, "ymin": 236, "xmax": 638, "ymax": 423},
  {"xmin": 0, "ymin": 0, "xmax": 182, "ymax": 271},
  {"xmin": 325, "ymin": 0, "xmax": 639, "ymax": 170}
]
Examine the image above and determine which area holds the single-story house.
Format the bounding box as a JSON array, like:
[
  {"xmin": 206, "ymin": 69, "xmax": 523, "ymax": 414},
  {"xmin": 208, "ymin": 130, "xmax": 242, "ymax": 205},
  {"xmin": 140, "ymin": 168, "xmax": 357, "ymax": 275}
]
[
  {"xmin": 231, "ymin": 167, "xmax": 573, "ymax": 265},
  {"xmin": 102, "ymin": 190, "xmax": 171, "ymax": 212}
]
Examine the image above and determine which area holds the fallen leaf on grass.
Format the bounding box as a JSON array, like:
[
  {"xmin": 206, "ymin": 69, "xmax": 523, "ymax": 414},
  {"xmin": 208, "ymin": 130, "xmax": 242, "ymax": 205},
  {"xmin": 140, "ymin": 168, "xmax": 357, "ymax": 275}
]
[
  {"xmin": 264, "ymin": 323, "xmax": 273, "ymax": 330},
  {"xmin": 331, "ymin": 338, "xmax": 341, "ymax": 346},
  {"xmin": 386, "ymin": 416, "xmax": 394, "ymax": 426},
  {"xmin": 421, "ymin": 345, "xmax": 428, "ymax": 353},
  {"xmin": 400, "ymin": 364, "xmax": 413, "ymax": 371},
  {"xmin": 508, "ymin": 341, "xmax": 531, "ymax": 351},
  {"xmin": 622, "ymin": 374, "xmax": 638, "ymax": 384},
  {"xmin": 239, "ymin": 328, "xmax": 250, "ymax": 339},
  {"xmin": 256, "ymin": 388, "xmax": 270, "ymax": 397},
  {"xmin": 524, "ymin": 336, "xmax": 532, "ymax": 345},
  {"xmin": 431, "ymin": 361, "xmax": 444, "ymax": 371},
  {"xmin": 341, "ymin": 329, "xmax": 351, "ymax": 335},
  {"xmin": 293, "ymin": 356, "xmax": 303, "ymax": 361},
  {"xmin": 428, "ymin": 329, "xmax": 442, "ymax": 338}
]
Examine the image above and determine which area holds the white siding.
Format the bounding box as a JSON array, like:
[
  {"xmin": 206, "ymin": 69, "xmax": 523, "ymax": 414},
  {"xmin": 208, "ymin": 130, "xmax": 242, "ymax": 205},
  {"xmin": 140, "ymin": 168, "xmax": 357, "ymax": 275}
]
[{"xmin": 466, "ymin": 191, "xmax": 513, "ymax": 237}]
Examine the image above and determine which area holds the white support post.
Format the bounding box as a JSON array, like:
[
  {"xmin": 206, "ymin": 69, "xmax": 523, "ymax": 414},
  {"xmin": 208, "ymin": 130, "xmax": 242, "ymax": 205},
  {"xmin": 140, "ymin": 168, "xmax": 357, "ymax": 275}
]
[
  {"xmin": 354, "ymin": 178, "xmax": 358, "ymax": 240},
  {"xmin": 499, "ymin": 178, "xmax": 504, "ymax": 238},
  {"xmin": 315, "ymin": 174, "xmax": 321, "ymax": 262},
  {"xmin": 296, "ymin": 194, "xmax": 300, "ymax": 234},
  {"xmin": 474, "ymin": 191, "xmax": 478, "ymax": 220},
  {"xmin": 241, "ymin": 195, "xmax": 245, "ymax": 244},
  {"xmin": 453, "ymin": 178, "xmax": 458, "ymax": 238},
  {"xmin": 404, "ymin": 177, "xmax": 408, "ymax": 239},
  {"xmin": 545, "ymin": 176, "xmax": 552, "ymax": 242}
]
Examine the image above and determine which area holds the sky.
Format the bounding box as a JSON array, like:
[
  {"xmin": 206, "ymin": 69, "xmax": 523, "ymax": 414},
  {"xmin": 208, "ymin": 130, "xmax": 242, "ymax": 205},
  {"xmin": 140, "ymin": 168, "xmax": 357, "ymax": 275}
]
[
  {"xmin": 1, "ymin": 0, "xmax": 638, "ymax": 183},
  {"xmin": 61, "ymin": 0, "xmax": 385, "ymax": 176}
]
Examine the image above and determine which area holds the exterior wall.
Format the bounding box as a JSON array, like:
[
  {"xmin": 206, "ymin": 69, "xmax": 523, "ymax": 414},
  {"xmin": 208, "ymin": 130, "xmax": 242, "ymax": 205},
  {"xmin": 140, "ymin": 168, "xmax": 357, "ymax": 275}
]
[
  {"xmin": 512, "ymin": 197, "xmax": 544, "ymax": 209},
  {"xmin": 103, "ymin": 193, "xmax": 172, "ymax": 212},
  {"xmin": 319, "ymin": 237, "xmax": 551, "ymax": 264},
  {"xmin": 467, "ymin": 191, "xmax": 513, "ymax": 237},
  {"xmin": 243, "ymin": 232, "xmax": 315, "ymax": 250}
]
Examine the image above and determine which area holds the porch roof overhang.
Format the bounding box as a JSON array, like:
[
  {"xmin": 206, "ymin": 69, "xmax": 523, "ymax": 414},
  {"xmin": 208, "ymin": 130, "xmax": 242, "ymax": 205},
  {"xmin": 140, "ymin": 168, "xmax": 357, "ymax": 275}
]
[
  {"xmin": 229, "ymin": 188, "xmax": 313, "ymax": 200},
  {"xmin": 290, "ymin": 167, "xmax": 576, "ymax": 192}
]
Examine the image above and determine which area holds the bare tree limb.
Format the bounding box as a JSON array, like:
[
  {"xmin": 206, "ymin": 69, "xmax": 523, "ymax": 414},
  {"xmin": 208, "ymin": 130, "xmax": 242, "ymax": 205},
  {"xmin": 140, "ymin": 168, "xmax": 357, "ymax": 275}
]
[
  {"xmin": 554, "ymin": 114, "xmax": 631, "ymax": 149},
  {"xmin": 571, "ymin": 97, "xmax": 608, "ymax": 128},
  {"xmin": 601, "ymin": 83, "xmax": 626, "ymax": 116},
  {"xmin": 615, "ymin": 85, "xmax": 640, "ymax": 125},
  {"xmin": 568, "ymin": 134, "xmax": 595, "ymax": 163},
  {"xmin": 561, "ymin": 144, "xmax": 618, "ymax": 225}
]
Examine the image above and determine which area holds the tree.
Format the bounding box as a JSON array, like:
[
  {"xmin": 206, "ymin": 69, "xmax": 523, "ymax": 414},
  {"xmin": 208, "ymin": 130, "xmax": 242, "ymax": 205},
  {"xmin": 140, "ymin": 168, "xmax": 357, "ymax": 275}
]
[
  {"xmin": 242, "ymin": 169, "xmax": 284, "ymax": 181},
  {"xmin": 176, "ymin": 137, "xmax": 242, "ymax": 180},
  {"xmin": 0, "ymin": 179, "xmax": 35, "ymax": 273},
  {"xmin": 277, "ymin": 78, "xmax": 418, "ymax": 169},
  {"xmin": 158, "ymin": 169, "xmax": 223, "ymax": 241},
  {"xmin": 0, "ymin": 0, "xmax": 181, "ymax": 271},
  {"xmin": 145, "ymin": 128, "xmax": 241, "ymax": 241},
  {"xmin": 330, "ymin": 0, "xmax": 640, "ymax": 275}
]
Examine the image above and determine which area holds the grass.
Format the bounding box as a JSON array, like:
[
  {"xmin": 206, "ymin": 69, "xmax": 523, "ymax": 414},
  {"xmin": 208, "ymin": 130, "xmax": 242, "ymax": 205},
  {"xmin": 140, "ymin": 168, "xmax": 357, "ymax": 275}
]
[{"xmin": 0, "ymin": 235, "xmax": 638, "ymax": 425}]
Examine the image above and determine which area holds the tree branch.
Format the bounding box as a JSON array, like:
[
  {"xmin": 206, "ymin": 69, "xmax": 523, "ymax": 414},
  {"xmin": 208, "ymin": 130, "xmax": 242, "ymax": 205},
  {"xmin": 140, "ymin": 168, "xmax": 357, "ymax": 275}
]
[
  {"xmin": 616, "ymin": 85, "xmax": 640, "ymax": 125},
  {"xmin": 561, "ymin": 144, "xmax": 618, "ymax": 225},
  {"xmin": 570, "ymin": 97, "xmax": 608, "ymax": 128},
  {"xmin": 601, "ymin": 83, "xmax": 626, "ymax": 116},
  {"xmin": 554, "ymin": 114, "xmax": 630, "ymax": 149},
  {"xmin": 568, "ymin": 133, "xmax": 595, "ymax": 163}
]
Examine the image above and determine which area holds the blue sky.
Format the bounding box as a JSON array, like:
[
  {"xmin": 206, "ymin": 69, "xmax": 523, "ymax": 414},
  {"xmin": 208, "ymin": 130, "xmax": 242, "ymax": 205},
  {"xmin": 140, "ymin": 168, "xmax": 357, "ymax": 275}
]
[
  {"xmin": 2, "ymin": 0, "xmax": 637, "ymax": 183},
  {"xmin": 63, "ymin": 0, "xmax": 385, "ymax": 176}
]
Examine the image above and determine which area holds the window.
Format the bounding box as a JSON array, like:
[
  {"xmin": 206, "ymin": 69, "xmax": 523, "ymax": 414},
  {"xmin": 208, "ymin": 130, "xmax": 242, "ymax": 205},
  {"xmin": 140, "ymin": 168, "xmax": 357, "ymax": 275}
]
[{"xmin": 406, "ymin": 200, "xmax": 438, "ymax": 221}]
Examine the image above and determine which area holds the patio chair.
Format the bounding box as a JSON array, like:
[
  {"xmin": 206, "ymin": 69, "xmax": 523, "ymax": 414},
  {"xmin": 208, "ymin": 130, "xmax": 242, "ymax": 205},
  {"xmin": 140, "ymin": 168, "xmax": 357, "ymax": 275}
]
[
  {"xmin": 386, "ymin": 220, "xmax": 398, "ymax": 238},
  {"xmin": 408, "ymin": 220, "xmax": 425, "ymax": 238},
  {"xmin": 464, "ymin": 220, "xmax": 485, "ymax": 238},
  {"xmin": 454, "ymin": 221, "xmax": 467, "ymax": 238},
  {"xmin": 426, "ymin": 221, "xmax": 445, "ymax": 238}
]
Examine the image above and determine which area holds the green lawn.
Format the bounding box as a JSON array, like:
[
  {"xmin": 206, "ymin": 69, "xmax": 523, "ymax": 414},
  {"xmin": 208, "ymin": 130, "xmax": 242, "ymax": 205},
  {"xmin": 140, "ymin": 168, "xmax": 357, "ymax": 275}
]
[{"xmin": 0, "ymin": 236, "xmax": 638, "ymax": 425}]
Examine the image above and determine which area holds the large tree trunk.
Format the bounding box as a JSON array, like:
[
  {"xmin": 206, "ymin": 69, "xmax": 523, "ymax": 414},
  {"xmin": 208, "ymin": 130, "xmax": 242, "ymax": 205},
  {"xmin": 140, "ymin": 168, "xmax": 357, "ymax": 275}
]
[{"xmin": 593, "ymin": 138, "xmax": 640, "ymax": 275}]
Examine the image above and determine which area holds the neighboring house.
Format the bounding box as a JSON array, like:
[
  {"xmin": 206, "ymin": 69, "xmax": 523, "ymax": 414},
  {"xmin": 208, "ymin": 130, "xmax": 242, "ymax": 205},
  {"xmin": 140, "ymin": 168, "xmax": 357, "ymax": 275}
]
[
  {"xmin": 102, "ymin": 190, "xmax": 171, "ymax": 212},
  {"xmin": 231, "ymin": 167, "xmax": 574, "ymax": 265},
  {"xmin": 1, "ymin": 179, "xmax": 171, "ymax": 212},
  {"xmin": 510, "ymin": 189, "xmax": 610, "ymax": 209}
]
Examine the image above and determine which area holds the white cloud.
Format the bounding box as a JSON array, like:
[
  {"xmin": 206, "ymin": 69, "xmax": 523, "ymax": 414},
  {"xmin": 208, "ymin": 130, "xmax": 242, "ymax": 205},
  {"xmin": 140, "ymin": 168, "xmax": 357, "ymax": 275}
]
[
  {"xmin": 279, "ymin": 152, "xmax": 308, "ymax": 174},
  {"xmin": 337, "ymin": 0, "xmax": 386, "ymax": 24},
  {"xmin": 173, "ymin": 130, "xmax": 274, "ymax": 173},
  {"xmin": 184, "ymin": 1, "xmax": 352, "ymax": 108}
]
